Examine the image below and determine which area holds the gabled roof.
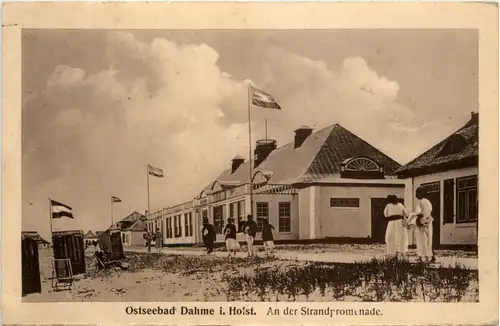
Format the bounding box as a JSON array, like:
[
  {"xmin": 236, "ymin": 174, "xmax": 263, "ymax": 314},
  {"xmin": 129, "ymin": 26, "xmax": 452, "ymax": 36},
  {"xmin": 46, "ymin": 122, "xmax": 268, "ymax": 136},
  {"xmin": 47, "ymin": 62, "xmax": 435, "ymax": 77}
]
[
  {"xmin": 118, "ymin": 211, "xmax": 144, "ymax": 223},
  {"xmin": 396, "ymin": 113, "xmax": 478, "ymax": 177},
  {"xmin": 22, "ymin": 231, "xmax": 50, "ymax": 244},
  {"xmin": 203, "ymin": 123, "xmax": 401, "ymax": 191},
  {"xmin": 84, "ymin": 230, "xmax": 97, "ymax": 239},
  {"xmin": 124, "ymin": 220, "xmax": 147, "ymax": 232}
]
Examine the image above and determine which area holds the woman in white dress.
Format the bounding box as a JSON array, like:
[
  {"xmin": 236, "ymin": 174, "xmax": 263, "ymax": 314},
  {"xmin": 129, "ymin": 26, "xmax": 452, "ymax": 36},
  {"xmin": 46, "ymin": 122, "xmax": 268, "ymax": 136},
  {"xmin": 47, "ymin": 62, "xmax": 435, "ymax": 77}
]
[
  {"xmin": 384, "ymin": 195, "xmax": 409, "ymax": 259},
  {"xmin": 409, "ymin": 187, "xmax": 435, "ymax": 263}
]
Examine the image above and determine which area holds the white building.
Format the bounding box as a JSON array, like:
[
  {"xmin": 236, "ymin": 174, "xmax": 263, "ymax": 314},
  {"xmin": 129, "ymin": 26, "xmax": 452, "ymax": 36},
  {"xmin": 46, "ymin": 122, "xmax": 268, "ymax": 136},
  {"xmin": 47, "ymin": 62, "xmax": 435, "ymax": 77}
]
[
  {"xmin": 396, "ymin": 112, "xmax": 478, "ymax": 247},
  {"xmin": 147, "ymin": 124, "xmax": 405, "ymax": 246}
]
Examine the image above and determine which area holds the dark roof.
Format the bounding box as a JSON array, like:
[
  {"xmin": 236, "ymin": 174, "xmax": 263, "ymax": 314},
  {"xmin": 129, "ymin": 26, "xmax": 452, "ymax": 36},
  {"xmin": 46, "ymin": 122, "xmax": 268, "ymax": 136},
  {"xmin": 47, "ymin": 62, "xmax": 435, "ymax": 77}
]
[
  {"xmin": 396, "ymin": 113, "xmax": 478, "ymax": 176},
  {"xmin": 118, "ymin": 211, "xmax": 144, "ymax": 223},
  {"xmin": 84, "ymin": 231, "xmax": 97, "ymax": 239},
  {"xmin": 204, "ymin": 123, "xmax": 401, "ymax": 190},
  {"xmin": 124, "ymin": 220, "xmax": 147, "ymax": 232},
  {"xmin": 299, "ymin": 124, "xmax": 401, "ymax": 182},
  {"xmin": 22, "ymin": 231, "xmax": 50, "ymax": 244}
]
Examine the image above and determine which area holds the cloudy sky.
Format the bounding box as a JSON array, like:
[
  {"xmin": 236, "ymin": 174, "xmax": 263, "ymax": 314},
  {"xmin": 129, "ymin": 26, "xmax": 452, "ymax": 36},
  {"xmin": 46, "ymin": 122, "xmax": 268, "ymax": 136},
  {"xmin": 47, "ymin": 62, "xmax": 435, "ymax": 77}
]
[{"xmin": 22, "ymin": 29, "xmax": 478, "ymax": 238}]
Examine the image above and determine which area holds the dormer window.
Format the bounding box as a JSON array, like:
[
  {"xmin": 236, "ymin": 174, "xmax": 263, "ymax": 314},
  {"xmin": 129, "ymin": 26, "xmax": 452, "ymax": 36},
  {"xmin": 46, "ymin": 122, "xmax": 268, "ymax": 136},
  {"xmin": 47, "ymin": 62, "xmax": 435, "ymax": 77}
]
[
  {"xmin": 437, "ymin": 134, "xmax": 467, "ymax": 157},
  {"xmin": 340, "ymin": 156, "xmax": 384, "ymax": 179}
]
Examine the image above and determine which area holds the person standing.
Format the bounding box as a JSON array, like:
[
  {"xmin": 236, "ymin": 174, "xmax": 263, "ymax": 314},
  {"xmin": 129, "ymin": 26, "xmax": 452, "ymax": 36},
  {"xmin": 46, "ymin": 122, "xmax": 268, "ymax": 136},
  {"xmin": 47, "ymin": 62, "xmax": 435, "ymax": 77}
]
[
  {"xmin": 383, "ymin": 195, "xmax": 409, "ymax": 259},
  {"xmin": 155, "ymin": 227, "xmax": 163, "ymax": 253},
  {"xmin": 145, "ymin": 231, "xmax": 152, "ymax": 253},
  {"xmin": 409, "ymin": 187, "xmax": 435, "ymax": 263},
  {"xmin": 244, "ymin": 215, "xmax": 257, "ymax": 257},
  {"xmin": 261, "ymin": 218, "xmax": 275, "ymax": 257},
  {"xmin": 202, "ymin": 218, "xmax": 216, "ymax": 255},
  {"xmin": 224, "ymin": 218, "xmax": 239, "ymax": 257}
]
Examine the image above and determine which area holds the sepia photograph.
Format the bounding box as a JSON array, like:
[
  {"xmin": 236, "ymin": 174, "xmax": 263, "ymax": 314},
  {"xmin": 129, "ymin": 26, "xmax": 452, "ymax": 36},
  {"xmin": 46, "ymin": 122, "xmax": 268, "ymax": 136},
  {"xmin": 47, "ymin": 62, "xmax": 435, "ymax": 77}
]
[
  {"xmin": 21, "ymin": 28, "xmax": 479, "ymax": 303},
  {"xmin": 2, "ymin": 2, "xmax": 498, "ymax": 326}
]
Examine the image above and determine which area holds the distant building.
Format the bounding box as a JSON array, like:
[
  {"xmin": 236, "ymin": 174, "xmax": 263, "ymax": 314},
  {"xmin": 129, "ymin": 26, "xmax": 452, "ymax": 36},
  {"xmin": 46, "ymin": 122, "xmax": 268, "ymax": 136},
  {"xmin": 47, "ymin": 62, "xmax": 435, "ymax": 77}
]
[
  {"xmin": 21, "ymin": 231, "xmax": 51, "ymax": 249},
  {"xmin": 83, "ymin": 230, "xmax": 98, "ymax": 246},
  {"xmin": 110, "ymin": 211, "xmax": 146, "ymax": 247},
  {"xmin": 121, "ymin": 220, "xmax": 147, "ymax": 247},
  {"xmin": 147, "ymin": 123, "xmax": 405, "ymax": 245},
  {"xmin": 397, "ymin": 112, "xmax": 478, "ymax": 246}
]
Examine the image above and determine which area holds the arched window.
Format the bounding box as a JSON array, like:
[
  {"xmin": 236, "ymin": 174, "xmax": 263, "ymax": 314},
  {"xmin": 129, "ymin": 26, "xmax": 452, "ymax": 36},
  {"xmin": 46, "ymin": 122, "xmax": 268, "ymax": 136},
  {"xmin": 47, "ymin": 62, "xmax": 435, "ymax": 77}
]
[{"xmin": 340, "ymin": 157, "xmax": 384, "ymax": 179}]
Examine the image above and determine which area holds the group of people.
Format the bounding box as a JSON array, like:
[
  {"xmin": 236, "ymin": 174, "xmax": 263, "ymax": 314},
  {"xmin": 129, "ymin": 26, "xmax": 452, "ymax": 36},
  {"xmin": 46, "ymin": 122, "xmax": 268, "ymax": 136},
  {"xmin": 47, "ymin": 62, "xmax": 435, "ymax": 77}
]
[
  {"xmin": 146, "ymin": 185, "xmax": 435, "ymax": 263},
  {"xmin": 144, "ymin": 229, "xmax": 163, "ymax": 253},
  {"xmin": 202, "ymin": 214, "xmax": 276, "ymax": 258},
  {"xmin": 384, "ymin": 186, "xmax": 436, "ymax": 263}
]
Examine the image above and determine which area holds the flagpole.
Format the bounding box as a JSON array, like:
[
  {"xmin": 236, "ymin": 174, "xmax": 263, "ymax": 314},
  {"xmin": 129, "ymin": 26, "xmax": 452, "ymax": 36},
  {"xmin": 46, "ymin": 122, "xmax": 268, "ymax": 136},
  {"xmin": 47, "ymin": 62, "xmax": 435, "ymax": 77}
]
[
  {"xmin": 111, "ymin": 197, "xmax": 114, "ymax": 226},
  {"xmin": 247, "ymin": 85, "xmax": 254, "ymax": 219},
  {"xmin": 265, "ymin": 119, "xmax": 268, "ymax": 141},
  {"xmin": 147, "ymin": 165, "xmax": 151, "ymax": 214},
  {"xmin": 48, "ymin": 198, "xmax": 53, "ymax": 242}
]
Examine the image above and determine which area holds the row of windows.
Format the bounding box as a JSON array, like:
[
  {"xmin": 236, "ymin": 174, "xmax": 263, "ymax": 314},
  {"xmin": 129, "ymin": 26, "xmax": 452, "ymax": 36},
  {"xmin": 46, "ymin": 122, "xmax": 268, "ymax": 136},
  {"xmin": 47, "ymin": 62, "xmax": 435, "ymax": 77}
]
[
  {"xmin": 212, "ymin": 201, "xmax": 292, "ymax": 234},
  {"xmin": 147, "ymin": 212, "xmax": 193, "ymax": 238}
]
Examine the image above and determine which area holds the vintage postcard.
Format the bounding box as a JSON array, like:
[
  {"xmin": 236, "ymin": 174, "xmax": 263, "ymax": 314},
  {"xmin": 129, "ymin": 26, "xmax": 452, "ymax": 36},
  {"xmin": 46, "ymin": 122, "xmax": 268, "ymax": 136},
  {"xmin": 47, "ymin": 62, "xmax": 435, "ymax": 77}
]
[{"xmin": 2, "ymin": 2, "xmax": 498, "ymax": 325}]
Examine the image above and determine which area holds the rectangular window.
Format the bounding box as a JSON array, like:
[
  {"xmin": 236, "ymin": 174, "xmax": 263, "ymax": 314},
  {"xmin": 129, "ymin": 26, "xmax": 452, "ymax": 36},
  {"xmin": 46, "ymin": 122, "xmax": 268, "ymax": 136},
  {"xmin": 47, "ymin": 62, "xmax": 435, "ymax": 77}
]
[
  {"xmin": 256, "ymin": 202, "xmax": 269, "ymax": 232},
  {"xmin": 189, "ymin": 212, "xmax": 193, "ymax": 237},
  {"xmin": 238, "ymin": 200, "xmax": 245, "ymax": 232},
  {"xmin": 213, "ymin": 205, "xmax": 224, "ymax": 234},
  {"xmin": 456, "ymin": 175, "xmax": 478, "ymax": 223},
  {"xmin": 165, "ymin": 218, "xmax": 170, "ymax": 238},
  {"xmin": 177, "ymin": 215, "xmax": 183, "ymax": 237},
  {"xmin": 279, "ymin": 202, "xmax": 291, "ymax": 233},
  {"xmin": 443, "ymin": 179, "xmax": 455, "ymax": 224},
  {"xmin": 184, "ymin": 213, "xmax": 189, "ymax": 237},
  {"xmin": 173, "ymin": 216, "xmax": 178, "ymax": 238},
  {"xmin": 330, "ymin": 198, "xmax": 360, "ymax": 208}
]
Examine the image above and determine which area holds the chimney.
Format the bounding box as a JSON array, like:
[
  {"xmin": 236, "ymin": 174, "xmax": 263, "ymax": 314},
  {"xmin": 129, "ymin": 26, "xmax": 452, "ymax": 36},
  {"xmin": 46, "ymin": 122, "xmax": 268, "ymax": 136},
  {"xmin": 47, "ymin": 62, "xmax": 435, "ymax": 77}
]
[
  {"xmin": 294, "ymin": 125, "xmax": 313, "ymax": 148},
  {"xmin": 231, "ymin": 155, "xmax": 245, "ymax": 173},
  {"xmin": 254, "ymin": 139, "xmax": 277, "ymax": 167},
  {"xmin": 471, "ymin": 111, "xmax": 478, "ymax": 122}
]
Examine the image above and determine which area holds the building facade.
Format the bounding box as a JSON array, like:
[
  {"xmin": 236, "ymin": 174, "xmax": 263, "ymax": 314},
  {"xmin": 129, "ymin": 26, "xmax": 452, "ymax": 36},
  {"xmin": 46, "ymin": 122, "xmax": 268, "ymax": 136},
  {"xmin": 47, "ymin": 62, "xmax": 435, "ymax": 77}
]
[
  {"xmin": 146, "ymin": 124, "xmax": 406, "ymax": 246},
  {"xmin": 397, "ymin": 112, "xmax": 478, "ymax": 246}
]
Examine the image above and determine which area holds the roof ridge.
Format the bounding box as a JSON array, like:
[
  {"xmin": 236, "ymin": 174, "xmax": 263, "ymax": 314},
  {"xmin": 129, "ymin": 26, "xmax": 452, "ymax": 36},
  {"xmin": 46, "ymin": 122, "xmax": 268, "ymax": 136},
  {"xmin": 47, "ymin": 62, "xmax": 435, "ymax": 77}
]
[
  {"xmin": 396, "ymin": 115, "xmax": 477, "ymax": 172},
  {"xmin": 333, "ymin": 123, "xmax": 402, "ymax": 166},
  {"xmin": 296, "ymin": 125, "xmax": 337, "ymax": 182}
]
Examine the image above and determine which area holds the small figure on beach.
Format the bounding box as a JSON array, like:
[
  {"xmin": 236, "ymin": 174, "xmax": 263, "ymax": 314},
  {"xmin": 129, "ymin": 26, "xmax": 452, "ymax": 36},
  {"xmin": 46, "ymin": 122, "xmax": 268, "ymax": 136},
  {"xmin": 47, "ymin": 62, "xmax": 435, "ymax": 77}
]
[
  {"xmin": 407, "ymin": 187, "xmax": 435, "ymax": 264},
  {"xmin": 145, "ymin": 231, "xmax": 152, "ymax": 253},
  {"xmin": 224, "ymin": 217, "xmax": 239, "ymax": 257},
  {"xmin": 261, "ymin": 218, "xmax": 275, "ymax": 257},
  {"xmin": 201, "ymin": 218, "xmax": 216, "ymax": 255},
  {"xmin": 155, "ymin": 228, "xmax": 163, "ymax": 253},
  {"xmin": 244, "ymin": 215, "xmax": 257, "ymax": 257},
  {"xmin": 383, "ymin": 195, "xmax": 409, "ymax": 259}
]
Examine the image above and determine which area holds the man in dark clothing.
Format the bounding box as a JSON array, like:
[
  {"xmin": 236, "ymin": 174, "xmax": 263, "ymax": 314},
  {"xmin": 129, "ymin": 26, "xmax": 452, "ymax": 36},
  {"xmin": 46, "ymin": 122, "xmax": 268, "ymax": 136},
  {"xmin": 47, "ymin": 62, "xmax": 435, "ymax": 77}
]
[
  {"xmin": 262, "ymin": 218, "xmax": 275, "ymax": 256},
  {"xmin": 202, "ymin": 218, "xmax": 216, "ymax": 255},
  {"xmin": 224, "ymin": 217, "xmax": 239, "ymax": 257},
  {"xmin": 244, "ymin": 215, "xmax": 258, "ymax": 257}
]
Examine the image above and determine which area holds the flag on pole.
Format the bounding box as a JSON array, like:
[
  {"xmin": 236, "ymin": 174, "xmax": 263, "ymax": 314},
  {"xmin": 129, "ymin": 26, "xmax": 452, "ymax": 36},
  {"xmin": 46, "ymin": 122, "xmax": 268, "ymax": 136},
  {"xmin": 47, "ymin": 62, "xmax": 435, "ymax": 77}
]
[
  {"xmin": 111, "ymin": 196, "xmax": 122, "ymax": 203},
  {"xmin": 50, "ymin": 199, "xmax": 74, "ymax": 219},
  {"xmin": 148, "ymin": 164, "xmax": 164, "ymax": 178},
  {"xmin": 250, "ymin": 86, "xmax": 282, "ymax": 110}
]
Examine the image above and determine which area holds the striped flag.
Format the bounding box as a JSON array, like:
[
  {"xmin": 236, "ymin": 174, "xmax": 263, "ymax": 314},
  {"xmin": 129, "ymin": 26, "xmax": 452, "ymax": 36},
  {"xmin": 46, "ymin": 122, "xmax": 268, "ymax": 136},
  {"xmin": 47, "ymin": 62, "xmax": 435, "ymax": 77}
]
[
  {"xmin": 250, "ymin": 86, "xmax": 281, "ymax": 110},
  {"xmin": 50, "ymin": 199, "xmax": 74, "ymax": 219},
  {"xmin": 111, "ymin": 196, "xmax": 122, "ymax": 203},
  {"xmin": 148, "ymin": 164, "xmax": 164, "ymax": 178}
]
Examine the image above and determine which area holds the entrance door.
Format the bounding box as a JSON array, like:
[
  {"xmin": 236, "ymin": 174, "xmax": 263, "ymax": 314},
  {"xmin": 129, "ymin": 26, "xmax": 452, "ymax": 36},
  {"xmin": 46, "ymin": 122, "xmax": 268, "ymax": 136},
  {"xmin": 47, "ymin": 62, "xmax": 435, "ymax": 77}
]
[
  {"xmin": 371, "ymin": 197, "xmax": 405, "ymax": 243},
  {"xmin": 371, "ymin": 198, "xmax": 388, "ymax": 243},
  {"xmin": 420, "ymin": 182, "xmax": 441, "ymax": 247}
]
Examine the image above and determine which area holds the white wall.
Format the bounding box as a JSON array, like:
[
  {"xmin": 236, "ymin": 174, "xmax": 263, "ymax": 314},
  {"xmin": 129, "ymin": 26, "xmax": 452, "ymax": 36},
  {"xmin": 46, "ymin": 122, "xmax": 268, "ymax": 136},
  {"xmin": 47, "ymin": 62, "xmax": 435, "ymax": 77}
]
[
  {"xmin": 298, "ymin": 187, "xmax": 311, "ymax": 240},
  {"xmin": 316, "ymin": 185, "xmax": 404, "ymax": 239},
  {"xmin": 407, "ymin": 166, "xmax": 478, "ymax": 245}
]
